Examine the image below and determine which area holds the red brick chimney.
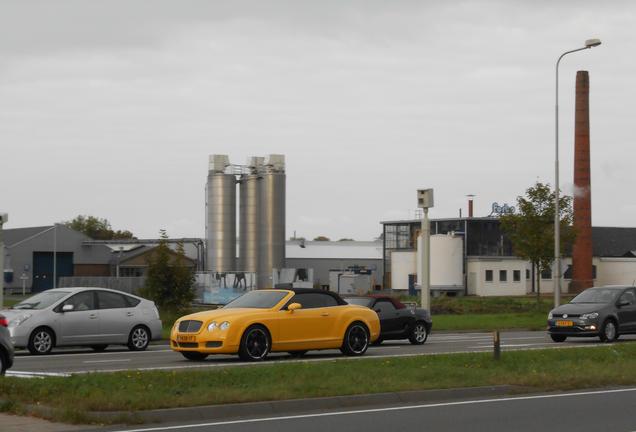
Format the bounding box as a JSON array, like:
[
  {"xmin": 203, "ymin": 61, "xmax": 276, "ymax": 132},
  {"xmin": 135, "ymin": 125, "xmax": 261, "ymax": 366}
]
[{"xmin": 571, "ymin": 70, "xmax": 594, "ymax": 292}]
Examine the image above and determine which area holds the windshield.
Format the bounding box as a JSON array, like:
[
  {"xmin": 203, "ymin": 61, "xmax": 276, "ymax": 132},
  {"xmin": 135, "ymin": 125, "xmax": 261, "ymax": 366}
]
[
  {"xmin": 13, "ymin": 290, "xmax": 70, "ymax": 310},
  {"xmin": 346, "ymin": 297, "xmax": 373, "ymax": 307},
  {"xmin": 223, "ymin": 291, "xmax": 288, "ymax": 309},
  {"xmin": 571, "ymin": 288, "xmax": 621, "ymax": 304}
]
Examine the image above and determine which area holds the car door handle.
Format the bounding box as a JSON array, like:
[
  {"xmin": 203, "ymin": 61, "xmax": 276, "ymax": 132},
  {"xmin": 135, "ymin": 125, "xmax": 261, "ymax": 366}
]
[
  {"xmin": 321, "ymin": 313, "xmax": 330, "ymax": 317},
  {"xmin": 126, "ymin": 312, "xmax": 134, "ymax": 317},
  {"xmin": 89, "ymin": 314, "xmax": 98, "ymax": 319}
]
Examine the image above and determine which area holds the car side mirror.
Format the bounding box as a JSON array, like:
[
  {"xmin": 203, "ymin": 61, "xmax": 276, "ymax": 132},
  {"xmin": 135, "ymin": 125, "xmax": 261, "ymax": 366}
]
[
  {"xmin": 288, "ymin": 303, "xmax": 302, "ymax": 312},
  {"xmin": 62, "ymin": 304, "xmax": 74, "ymax": 312}
]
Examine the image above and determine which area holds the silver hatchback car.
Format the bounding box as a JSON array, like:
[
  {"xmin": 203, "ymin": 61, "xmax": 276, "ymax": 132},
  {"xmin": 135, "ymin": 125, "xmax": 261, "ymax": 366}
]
[{"xmin": 1, "ymin": 287, "xmax": 162, "ymax": 355}]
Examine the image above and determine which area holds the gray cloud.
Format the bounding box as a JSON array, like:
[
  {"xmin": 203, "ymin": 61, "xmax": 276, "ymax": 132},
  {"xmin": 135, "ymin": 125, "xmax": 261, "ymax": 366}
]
[{"xmin": 0, "ymin": 0, "xmax": 634, "ymax": 240}]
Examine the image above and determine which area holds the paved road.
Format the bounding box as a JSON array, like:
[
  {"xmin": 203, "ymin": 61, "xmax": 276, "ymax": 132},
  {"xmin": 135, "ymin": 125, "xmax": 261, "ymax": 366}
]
[
  {"xmin": 8, "ymin": 330, "xmax": 630, "ymax": 376},
  {"xmin": 87, "ymin": 387, "xmax": 636, "ymax": 432}
]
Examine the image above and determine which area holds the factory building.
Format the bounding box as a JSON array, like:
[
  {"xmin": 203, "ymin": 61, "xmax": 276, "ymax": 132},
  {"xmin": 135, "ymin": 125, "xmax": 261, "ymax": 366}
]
[{"xmin": 381, "ymin": 217, "xmax": 636, "ymax": 296}]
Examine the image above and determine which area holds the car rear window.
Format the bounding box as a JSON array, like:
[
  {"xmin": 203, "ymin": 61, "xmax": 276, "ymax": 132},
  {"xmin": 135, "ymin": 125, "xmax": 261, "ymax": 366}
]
[{"xmin": 97, "ymin": 291, "xmax": 128, "ymax": 309}]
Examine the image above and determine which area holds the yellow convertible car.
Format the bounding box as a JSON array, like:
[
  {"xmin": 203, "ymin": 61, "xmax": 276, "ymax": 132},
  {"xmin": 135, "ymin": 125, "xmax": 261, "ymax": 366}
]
[{"xmin": 170, "ymin": 288, "xmax": 380, "ymax": 361}]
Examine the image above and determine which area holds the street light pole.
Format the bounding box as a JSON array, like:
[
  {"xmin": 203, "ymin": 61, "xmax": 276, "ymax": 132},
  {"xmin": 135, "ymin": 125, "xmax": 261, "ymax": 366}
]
[
  {"xmin": 554, "ymin": 39, "xmax": 601, "ymax": 308},
  {"xmin": 0, "ymin": 213, "xmax": 8, "ymax": 308},
  {"xmin": 53, "ymin": 223, "xmax": 57, "ymax": 289}
]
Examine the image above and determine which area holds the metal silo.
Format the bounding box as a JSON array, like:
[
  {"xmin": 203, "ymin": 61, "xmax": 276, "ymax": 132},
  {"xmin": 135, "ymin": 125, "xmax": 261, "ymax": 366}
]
[
  {"xmin": 258, "ymin": 154, "xmax": 286, "ymax": 288},
  {"xmin": 238, "ymin": 157, "xmax": 263, "ymax": 273},
  {"xmin": 206, "ymin": 155, "xmax": 237, "ymax": 272}
]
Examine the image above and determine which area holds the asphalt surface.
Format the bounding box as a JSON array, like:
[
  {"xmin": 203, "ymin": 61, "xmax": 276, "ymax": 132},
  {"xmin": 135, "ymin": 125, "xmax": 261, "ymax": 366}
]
[
  {"xmin": 87, "ymin": 387, "xmax": 636, "ymax": 432},
  {"xmin": 8, "ymin": 330, "xmax": 629, "ymax": 376}
]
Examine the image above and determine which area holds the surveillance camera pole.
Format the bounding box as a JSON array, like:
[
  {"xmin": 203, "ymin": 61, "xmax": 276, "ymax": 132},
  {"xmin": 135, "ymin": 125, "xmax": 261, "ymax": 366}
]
[
  {"xmin": 417, "ymin": 189, "xmax": 434, "ymax": 311},
  {"xmin": 421, "ymin": 207, "xmax": 431, "ymax": 310}
]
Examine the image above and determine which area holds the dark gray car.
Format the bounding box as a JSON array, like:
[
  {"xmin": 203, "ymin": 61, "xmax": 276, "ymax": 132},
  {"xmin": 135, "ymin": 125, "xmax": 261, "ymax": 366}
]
[
  {"xmin": 548, "ymin": 285, "xmax": 636, "ymax": 343},
  {"xmin": 0, "ymin": 314, "xmax": 15, "ymax": 375}
]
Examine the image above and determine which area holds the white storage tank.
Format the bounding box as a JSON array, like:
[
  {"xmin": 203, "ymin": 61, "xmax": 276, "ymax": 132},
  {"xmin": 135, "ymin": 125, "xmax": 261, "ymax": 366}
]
[{"xmin": 417, "ymin": 233, "xmax": 463, "ymax": 290}]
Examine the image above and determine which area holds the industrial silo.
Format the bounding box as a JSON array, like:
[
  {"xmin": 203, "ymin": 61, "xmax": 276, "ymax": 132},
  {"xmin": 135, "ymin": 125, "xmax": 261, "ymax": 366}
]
[
  {"xmin": 257, "ymin": 154, "xmax": 286, "ymax": 288},
  {"xmin": 238, "ymin": 157, "xmax": 262, "ymax": 273},
  {"xmin": 206, "ymin": 155, "xmax": 237, "ymax": 273}
]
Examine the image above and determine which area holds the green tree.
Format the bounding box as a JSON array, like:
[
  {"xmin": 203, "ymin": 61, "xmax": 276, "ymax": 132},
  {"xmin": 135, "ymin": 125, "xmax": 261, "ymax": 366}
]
[
  {"xmin": 313, "ymin": 236, "xmax": 330, "ymax": 241},
  {"xmin": 140, "ymin": 230, "xmax": 195, "ymax": 312},
  {"xmin": 63, "ymin": 215, "xmax": 135, "ymax": 240},
  {"xmin": 499, "ymin": 182, "xmax": 576, "ymax": 299}
]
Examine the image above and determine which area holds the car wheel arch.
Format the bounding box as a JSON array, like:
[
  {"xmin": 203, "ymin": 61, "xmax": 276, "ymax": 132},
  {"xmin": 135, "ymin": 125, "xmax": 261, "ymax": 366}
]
[{"xmin": 30, "ymin": 325, "xmax": 57, "ymax": 346}]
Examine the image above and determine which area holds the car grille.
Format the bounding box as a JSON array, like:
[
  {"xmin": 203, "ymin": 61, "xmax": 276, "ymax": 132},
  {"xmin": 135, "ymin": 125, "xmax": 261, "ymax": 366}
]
[
  {"xmin": 178, "ymin": 320, "xmax": 203, "ymax": 333},
  {"xmin": 206, "ymin": 341, "xmax": 222, "ymax": 348},
  {"xmin": 176, "ymin": 342, "xmax": 199, "ymax": 348}
]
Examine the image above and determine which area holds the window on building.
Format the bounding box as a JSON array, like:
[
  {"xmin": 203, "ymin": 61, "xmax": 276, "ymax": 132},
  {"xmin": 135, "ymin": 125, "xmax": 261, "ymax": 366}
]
[
  {"xmin": 485, "ymin": 270, "xmax": 493, "ymax": 282},
  {"xmin": 513, "ymin": 270, "xmax": 521, "ymax": 282},
  {"xmin": 526, "ymin": 269, "xmax": 530, "ymax": 280},
  {"xmin": 541, "ymin": 268, "xmax": 552, "ymax": 279},
  {"xmin": 499, "ymin": 270, "xmax": 507, "ymax": 282}
]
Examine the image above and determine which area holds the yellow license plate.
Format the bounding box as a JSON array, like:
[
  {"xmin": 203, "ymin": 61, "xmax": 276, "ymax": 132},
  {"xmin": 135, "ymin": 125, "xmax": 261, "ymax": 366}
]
[
  {"xmin": 556, "ymin": 320, "xmax": 573, "ymax": 327},
  {"xmin": 177, "ymin": 334, "xmax": 196, "ymax": 343}
]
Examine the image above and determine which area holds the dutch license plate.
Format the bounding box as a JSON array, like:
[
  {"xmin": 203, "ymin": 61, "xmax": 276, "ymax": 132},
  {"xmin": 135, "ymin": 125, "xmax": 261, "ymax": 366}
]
[
  {"xmin": 177, "ymin": 334, "xmax": 196, "ymax": 343},
  {"xmin": 556, "ymin": 320, "xmax": 573, "ymax": 327}
]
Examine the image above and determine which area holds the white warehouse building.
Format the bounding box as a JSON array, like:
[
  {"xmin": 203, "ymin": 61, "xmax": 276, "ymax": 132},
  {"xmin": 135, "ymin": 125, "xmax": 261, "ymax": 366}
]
[{"xmin": 381, "ymin": 217, "xmax": 636, "ymax": 297}]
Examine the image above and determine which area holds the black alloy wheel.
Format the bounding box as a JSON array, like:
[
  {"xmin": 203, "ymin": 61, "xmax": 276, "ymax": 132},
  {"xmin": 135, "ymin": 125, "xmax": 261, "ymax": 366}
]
[
  {"xmin": 550, "ymin": 334, "xmax": 567, "ymax": 343},
  {"xmin": 181, "ymin": 351, "xmax": 209, "ymax": 361},
  {"xmin": 91, "ymin": 345, "xmax": 108, "ymax": 352},
  {"xmin": 28, "ymin": 327, "xmax": 55, "ymax": 355},
  {"xmin": 341, "ymin": 322, "xmax": 369, "ymax": 356},
  {"xmin": 288, "ymin": 350, "xmax": 308, "ymax": 358},
  {"xmin": 238, "ymin": 325, "xmax": 270, "ymax": 361},
  {"xmin": 128, "ymin": 326, "xmax": 150, "ymax": 351},
  {"xmin": 409, "ymin": 322, "xmax": 429, "ymax": 345},
  {"xmin": 599, "ymin": 319, "xmax": 618, "ymax": 343}
]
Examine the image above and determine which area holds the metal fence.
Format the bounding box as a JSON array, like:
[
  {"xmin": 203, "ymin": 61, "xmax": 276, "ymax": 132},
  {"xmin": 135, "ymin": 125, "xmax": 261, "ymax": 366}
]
[{"xmin": 58, "ymin": 276, "xmax": 146, "ymax": 294}]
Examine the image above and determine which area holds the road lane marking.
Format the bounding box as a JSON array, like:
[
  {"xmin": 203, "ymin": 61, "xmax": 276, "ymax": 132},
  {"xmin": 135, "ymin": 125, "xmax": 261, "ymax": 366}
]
[
  {"xmin": 109, "ymin": 387, "xmax": 636, "ymax": 432},
  {"xmin": 6, "ymin": 371, "xmax": 71, "ymax": 378},
  {"xmin": 83, "ymin": 359, "xmax": 132, "ymax": 364}
]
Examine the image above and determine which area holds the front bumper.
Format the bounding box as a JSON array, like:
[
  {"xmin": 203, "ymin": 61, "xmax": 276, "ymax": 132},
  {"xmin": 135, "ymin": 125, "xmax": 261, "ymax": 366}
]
[
  {"xmin": 170, "ymin": 329, "xmax": 238, "ymax": 354},
  {"xmin": 8, "ymin": 325, "xmax": 31, "ymax": 348},
  {"xmin": 547, "ymin": 319, "xmax": 600, "ymax": 337}
]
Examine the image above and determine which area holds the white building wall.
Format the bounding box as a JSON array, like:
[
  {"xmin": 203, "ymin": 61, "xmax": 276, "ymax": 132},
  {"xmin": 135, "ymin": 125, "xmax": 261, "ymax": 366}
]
[
  {"xmin": 390, "ymin": 251, "xmax": 416, "ymax": 291},
  {"xmin": 596, "ymin": 258, "xmax": 636, "ymax": 286},
  {"xmin": 467, "ymin": 258, "xmax": 529, "ymax": 296}
]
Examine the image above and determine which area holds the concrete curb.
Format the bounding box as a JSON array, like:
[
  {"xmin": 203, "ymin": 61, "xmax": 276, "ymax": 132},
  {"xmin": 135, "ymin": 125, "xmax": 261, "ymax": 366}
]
[{"xmin": 85, "ymin": 385, "xmax": 524, "ymax": 424}]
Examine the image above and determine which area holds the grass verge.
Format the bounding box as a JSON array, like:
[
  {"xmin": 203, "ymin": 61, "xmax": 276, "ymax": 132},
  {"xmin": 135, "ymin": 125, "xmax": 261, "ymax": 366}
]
[
  {"xmin": 1, "ymin": 343, "xmax": 636, "ymax": 424},
  {"xmin": 433, "ymin": 312, "xmax": 548, "ymax": 331}
]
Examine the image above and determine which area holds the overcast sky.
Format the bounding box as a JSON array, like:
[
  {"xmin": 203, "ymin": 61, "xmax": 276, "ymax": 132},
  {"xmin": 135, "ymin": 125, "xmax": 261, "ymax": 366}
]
[{"xmin": 1, "ymin": 1, "xmax": 634, "ymax": 241}]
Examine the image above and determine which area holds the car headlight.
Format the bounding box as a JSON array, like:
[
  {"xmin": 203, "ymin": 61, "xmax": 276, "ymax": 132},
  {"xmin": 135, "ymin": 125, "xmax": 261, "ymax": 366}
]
[
  {"xmin": 9, "ymin": 314, "xmax": 31, "ymax": 327},
  {"xmin": 219, "ymin": 321, "xmax": 230, "ymax": 331},
  {"xmin": 548, "ymin": 312, "xmax": 553, "ymax": 320},
  {"xmin": 581, "ymin": 312, "xmax": 599, "ymax": 320},
  {"xmin": 207, "ymin": 321, "xmax": 218, "ymax": 332}
]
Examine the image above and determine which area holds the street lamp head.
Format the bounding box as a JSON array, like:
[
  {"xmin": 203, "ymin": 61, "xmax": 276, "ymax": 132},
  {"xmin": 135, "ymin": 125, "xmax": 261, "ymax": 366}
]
[{"xmin": 585, "ymin": 38, "xmax": 601, "ymax": 48}]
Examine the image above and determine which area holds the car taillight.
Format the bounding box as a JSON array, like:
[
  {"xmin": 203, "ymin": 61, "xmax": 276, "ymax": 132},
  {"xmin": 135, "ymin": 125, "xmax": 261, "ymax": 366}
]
[{"xmin": 0, "ymin": 316, "xmax": 8, "ymax": 327}]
